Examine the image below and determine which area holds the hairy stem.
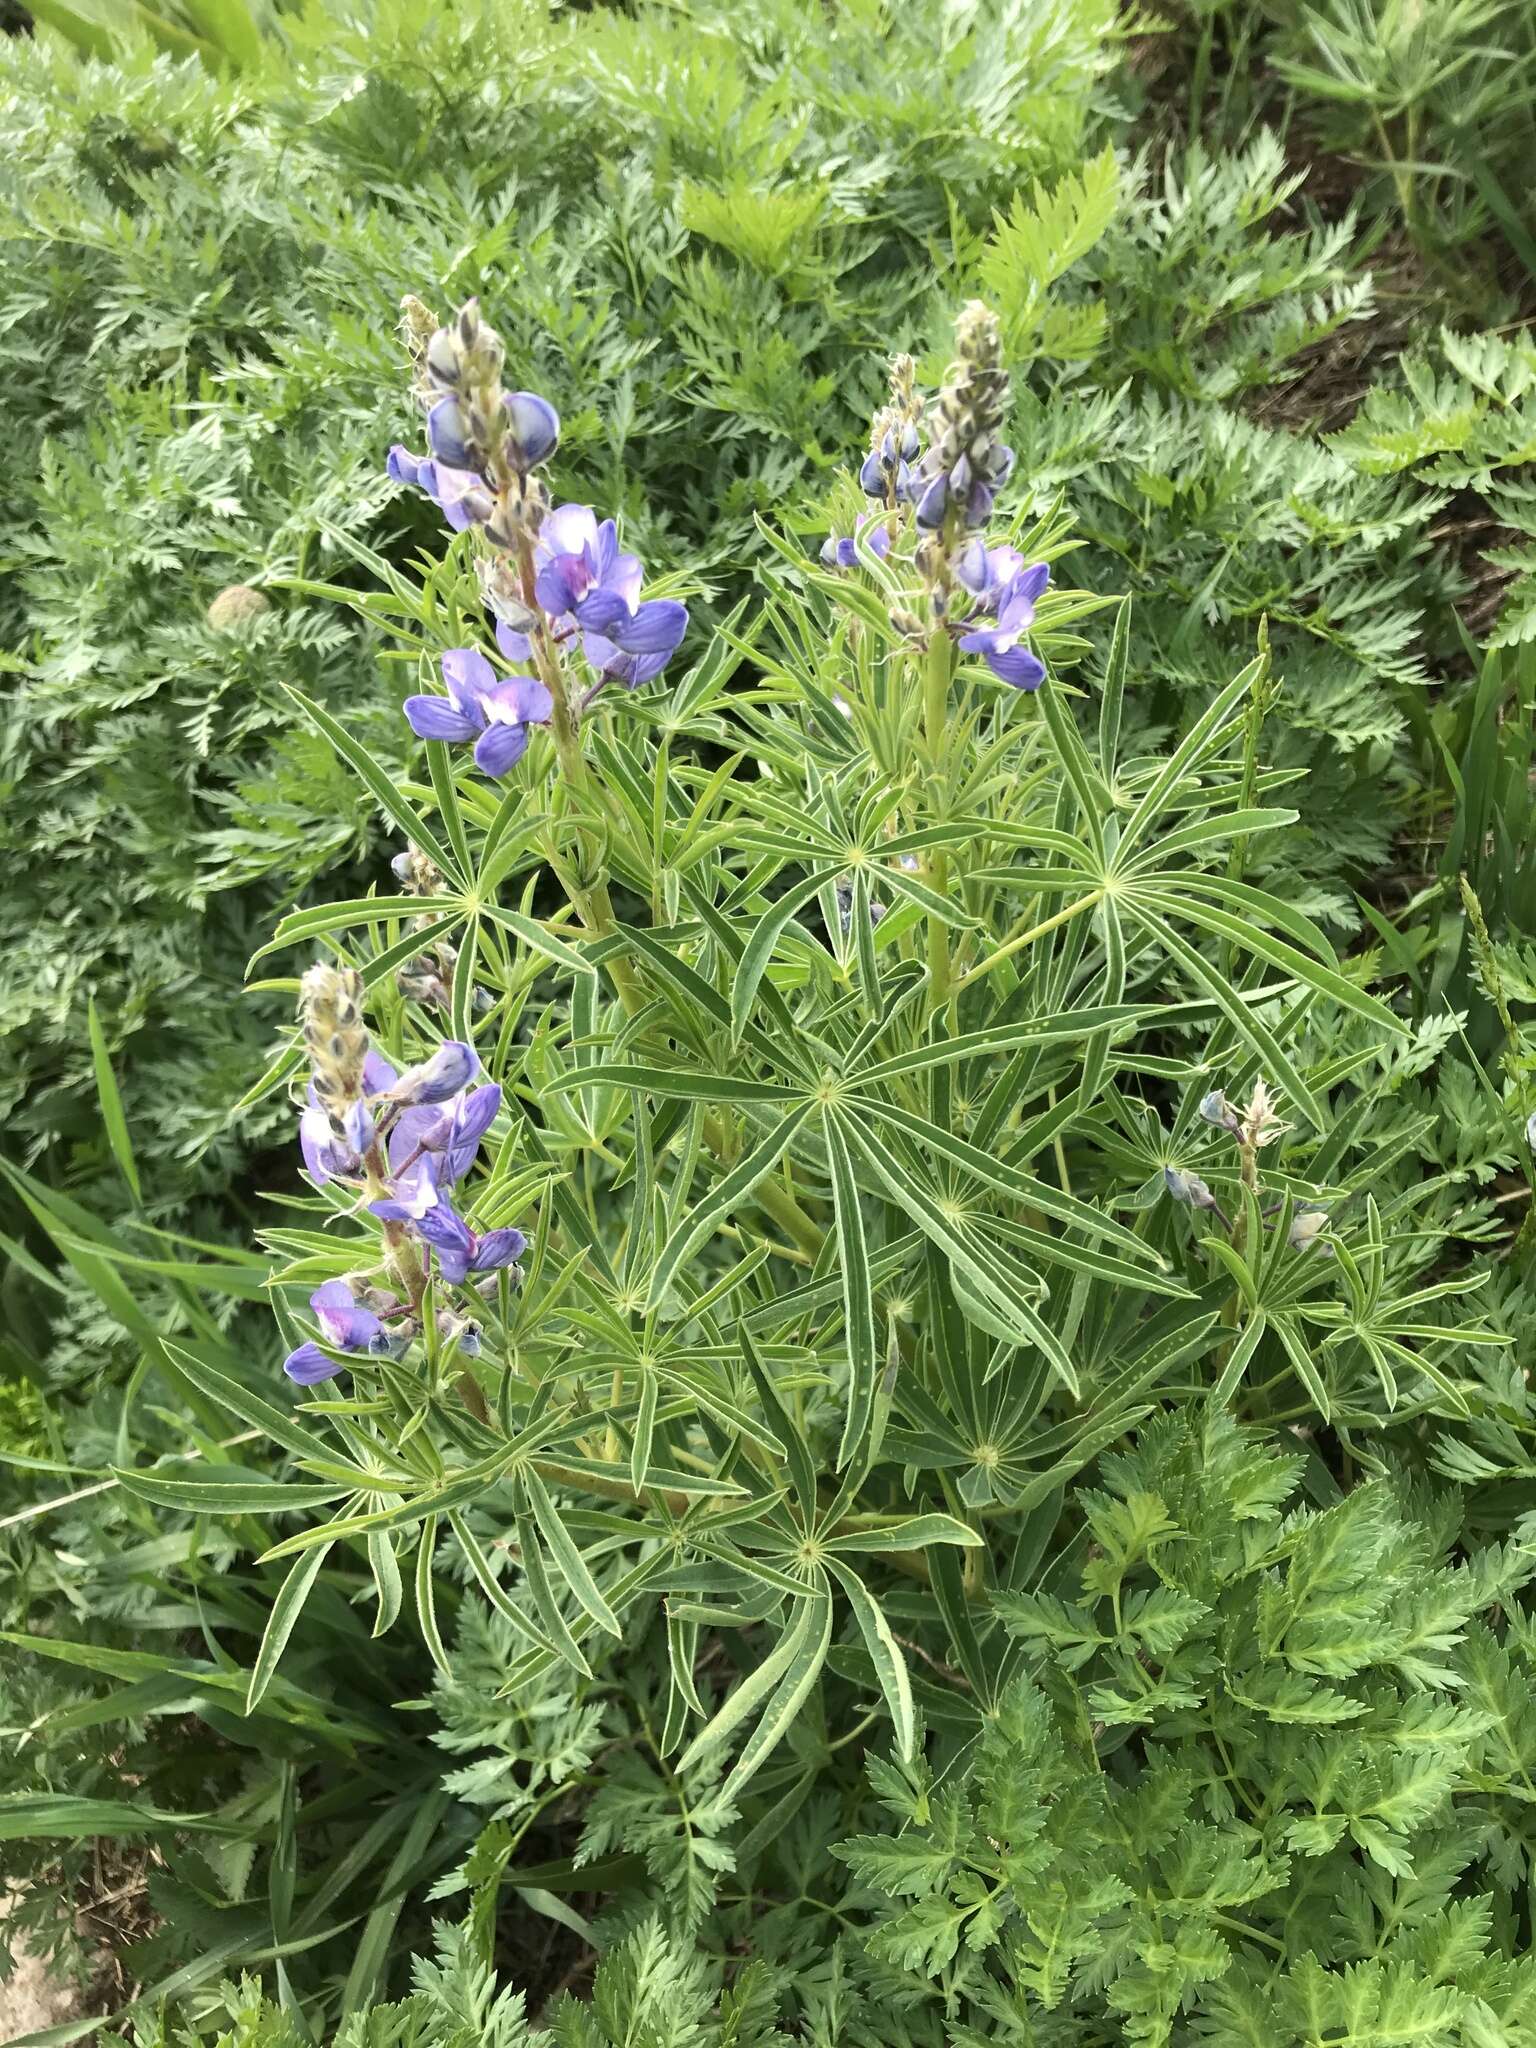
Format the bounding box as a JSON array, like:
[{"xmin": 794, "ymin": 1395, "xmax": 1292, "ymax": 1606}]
[{"xmin": 923, "ymin": 631, "xmax": 954, "ymax": 1011}]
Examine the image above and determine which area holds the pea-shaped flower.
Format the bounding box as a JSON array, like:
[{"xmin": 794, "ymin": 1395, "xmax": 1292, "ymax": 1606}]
[
  {"xmin": 529, "ymin": 505, "xmax": 689, "ymax": 688},
  {"xmin": 298, "ymin": 1049, "xmax": 398, "ymax": 1184},
  {"xmin": 413, "ymin": 1194, "xmax": 526, "ymax": 1287},
  {"xmin": 387, "ymin": 447, "xmax": 491, "ymax": 534},
  {"xmin": 405, "ymin": 648, "xmax": 553, "ymax": 777},
  {"xmin": 386, "ymin": 1039, "xmax": 481, "ymax": 1107},
  {"xmin": 956, "ymin": 562, "xmax": 1050, "ymax": 691},
  {"xmin": 283, "ymin": 1280, "xmax": 401, "ymax": 1385},
  {"xmin": 388, "ymin": 1083, "xmax": 502, "ymax": 1189},
  {"xmin": 820, "ymin": 517, "xmax": 893, "ymax": 570}
]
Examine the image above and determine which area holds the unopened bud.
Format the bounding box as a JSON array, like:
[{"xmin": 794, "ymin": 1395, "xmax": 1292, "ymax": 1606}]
[
  {"xmin": 1288, "ymin": 1207, "xmax": 1330, "ymax": 1254},
  {"xmin": 1164, "ymin": 1166, "xmax": 1218, "ymax": 1211}
]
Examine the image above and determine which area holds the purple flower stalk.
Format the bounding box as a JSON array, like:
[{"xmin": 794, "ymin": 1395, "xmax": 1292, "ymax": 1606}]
[
  {"xmin": 386, "ymin": 299, "xmax": 560, "ymax": 546},
  {"xmin": 283, "ymin": 1280, "xmax": 401, "ymax": 1385},
  {"xmin": 405, "ymin": 648, "xmax": 553, "ymax": 777},
  {"xmin": 857, "ymin": 421, "xmax": 922, "ymax": 506}
]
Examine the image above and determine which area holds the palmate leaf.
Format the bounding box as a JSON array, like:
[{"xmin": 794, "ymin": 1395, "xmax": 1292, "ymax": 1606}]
[
  {"xmin": 248, "ymin": 1541, "xmax": 335, "ymax": 1712},
  {"xmin": 281, "ymin": 684, "xmax": 462, "ymax": 884},
  {"xmin": 647, "ymin": 1102, "xmax": 817, "ymax": 1309},
  {"xmin": 840, "ymin": 1116, "xmax": 1081, "ymax": 1393},
  {"xmin": 825, "ymin": 1109, "xmax": 879, "ymax": 1470}
]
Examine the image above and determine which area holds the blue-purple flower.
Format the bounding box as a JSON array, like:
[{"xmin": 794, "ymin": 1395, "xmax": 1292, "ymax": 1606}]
[
  {"xmin": 387, "ymin": 447, "xmax": 491, "ymax": 535},
  {"xmin": 426, "ymin": 395, "xmax": 473, "ymax": 470},
  {"xmin": 388, "ymin": 1082, "xmax": 502, "ymax": 1189},
  {"xmin": 521, "ymin": 504, "xmax": 689, "ymax": 688},
  {"xmin": 386, "ymin": 1039, "xmax": 481, "ymax": 1107},
  {"xmin": 820, "ymin": 517, "xmax": 894, "ymax": 571},
  {"xmin": 956, "ymin": 561, "xmax": 1050, "ymax": 691},
  {"xmin": 955, "ymin": 540, "xmax": 1024, "ymax": 609},
  {"xmin": 300, "ymin": 1049, "xmax": 398, "ymax": 1185},
  {"xmin": 503, "ymin": 392, "xmax": 560, "ymax": 471},
  {"xmin": 283, "ymin": 1280, "xmax": 400, "ymax": 1385},
  {"xmin": 370, "ymin": 1155, "xmax": 443, "ymax": 1223},
  {"xmin": 415, "ymin": 1194, "xmax": 526, "ymax": 1286},
  {"xmin": 405, "ymin": 648, "xmax": 553, "ymax": 777}
]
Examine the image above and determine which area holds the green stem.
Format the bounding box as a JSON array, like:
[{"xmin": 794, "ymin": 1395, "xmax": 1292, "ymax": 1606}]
[
  {"xmin": 511, "ymin": 539, "xmax": 823, "ymax": 1263},
  {"xmin": 923, "ymin": 632, "xmax": 954, "ymax": 1011},
  {"xmin": 1222, "ymin": 624, "xmax": 1271, "ymax": 978},
  {"xmin": 955, "ymin": 890, "xmax": 1103, "ymax": 995}
]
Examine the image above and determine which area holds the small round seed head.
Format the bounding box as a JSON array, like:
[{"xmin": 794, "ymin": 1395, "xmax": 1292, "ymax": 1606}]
[{"xmin": 206, "ymin": 584, "xmax": 271, "ymax": 630}]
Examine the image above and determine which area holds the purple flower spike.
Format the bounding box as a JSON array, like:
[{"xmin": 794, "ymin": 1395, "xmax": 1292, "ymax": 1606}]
[
  {"xmin": 389, "ymin": 1039, "xmax": 480, "ymax": 1106},
  {"xmin": 503, "ymin": 391, "xmax": 560, "ymax": 470}
]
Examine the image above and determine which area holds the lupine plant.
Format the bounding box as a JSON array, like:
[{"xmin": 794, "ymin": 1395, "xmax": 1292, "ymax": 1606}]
[{"xmin": 123, "ymin": 288, "xmax": 1534, "ymax": 2038}]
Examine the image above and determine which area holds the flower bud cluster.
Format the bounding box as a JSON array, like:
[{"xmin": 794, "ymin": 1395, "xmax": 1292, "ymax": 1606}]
[
  {"xmin": 1169, "ymin": 1080, "xmax": 1327, "ymax": 1253},
  {"xmin": 857, "ymin": 353, "xmax": 925, "ymax": 508},
  {"xmin": 387, "ymin": 297, "xmax": 560, "ymax": 553},
  {"xmin": 912, "ymin": 301, "xmax": 1015, "ymax": 536},
  {"xmin": 390, "ymin": 845, "xmax": 481, "ymax": 1012},
  {"xmin": 816, "ymin": 307, "xmax": 1049, "ymax": 696},
  {"xmin": 300, "ymin": 964, "xmax": 372, "ymax": 1160}
]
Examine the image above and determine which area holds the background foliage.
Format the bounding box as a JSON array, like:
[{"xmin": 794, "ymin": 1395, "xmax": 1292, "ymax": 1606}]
[{"xmin": 4, "ymin": 0, "xmax": 1536, "ymax": 2044}]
